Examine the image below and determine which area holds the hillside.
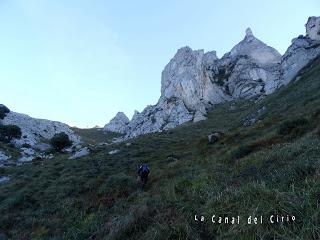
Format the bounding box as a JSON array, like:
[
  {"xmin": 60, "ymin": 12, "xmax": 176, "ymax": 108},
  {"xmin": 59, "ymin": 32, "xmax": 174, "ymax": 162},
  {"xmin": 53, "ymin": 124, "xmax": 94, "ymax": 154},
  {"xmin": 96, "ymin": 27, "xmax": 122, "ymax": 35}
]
[{"xmin": 0, "ymin": 56, "xmax": 319, "ymax": 239}]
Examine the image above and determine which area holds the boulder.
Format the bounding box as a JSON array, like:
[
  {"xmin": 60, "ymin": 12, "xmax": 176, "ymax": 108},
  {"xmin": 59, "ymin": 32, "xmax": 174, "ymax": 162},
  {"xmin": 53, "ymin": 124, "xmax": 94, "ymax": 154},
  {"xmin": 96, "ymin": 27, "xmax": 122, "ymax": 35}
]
[
  {"xmin": 0, "ymin": 176, "xmax": 10, "ymax": 183},
  {"xmin": 0, "ymin": 151, "xmax": 11, "ymax": 161},
  {"xmin": 108, "ymin": 149, "xmax": 120, "ymax": 155},
  {"xmin": 208, "ymin": 132, "xmax": 221, "ymax": 144},
  {"xmin": 34, "ymin": 143, "xmax": 52, "ymax": 151},
  {"xmin": 68, "ymin": 147, "xmax": 90, "ymax": 159}
]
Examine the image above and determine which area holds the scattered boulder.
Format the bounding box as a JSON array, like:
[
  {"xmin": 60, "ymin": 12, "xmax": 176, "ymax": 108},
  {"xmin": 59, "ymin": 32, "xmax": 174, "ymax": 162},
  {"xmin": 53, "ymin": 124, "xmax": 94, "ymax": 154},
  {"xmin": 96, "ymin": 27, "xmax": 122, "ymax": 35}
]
[
  {"xmin": 112, "ymin": 137, "xmax": 124, "ymax": 143},
  {"xmin": 68, "ymin": 147, "xmax": 90, "ymax": 159},
  {"xmin": 18, "ymin": 147, "xmax": 36, "ymax": 162},
  {"xmin": 243, "ymin": 116, "xmax": 257, "ymax": 127},
  {"xmin": 0, "ymin": 176, "xmax": 10, "ymax": 183},
  {"xmin": 243, "ymin": 106, "xmax": 266, "ymax": 127},
  {"xmin": 208, "ymin": 132, "xmax": 222, "ymax": 144},
  {"xmin": 34, "ymin": 143, "xmax": 52, "ymax": 151},
  {"xmin": 0, "ymin": 151, "xmax": 11, "ymax": 161},
  {"xmin": 20, "ymin": 147, "xmax": 36, "ymax": 156},
  {"xmin": 108, "ymin": 149, "xmax": 120, "ymax": 155},
  {"xmin": 18, "ymin": 156, "xmax": 34, "ymax": 162}
]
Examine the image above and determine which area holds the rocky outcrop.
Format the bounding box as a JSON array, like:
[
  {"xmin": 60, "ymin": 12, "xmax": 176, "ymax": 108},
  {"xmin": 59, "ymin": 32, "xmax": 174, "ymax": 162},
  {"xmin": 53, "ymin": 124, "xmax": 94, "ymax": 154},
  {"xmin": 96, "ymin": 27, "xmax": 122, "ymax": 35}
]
[
  {"xmin": 104, "ymin": 112, "xmax": 129, "ymax": 134},
  {"xmin": 1, "ymin": 111, "xmax": 80, "ymax": 147},
  {"xmin": 218, "ymin": 28, "xmax": 282, "ymax": 97},
  {"xmin": 306, "ymin": 16, "xmax": 320, "ymax": 41},
  {"xmin": 125, "ymin": 97, "xmax": 193, "ymax": 138},
  {"xmin": 280, "ymin": 16, "xmax": 320, "ymax": 86},
  {"xmin": 0, "ymin": 151, "xmax": 10, "ymax": 161},
  {"xmin": 104, "ymin": 17, "xmax": 320, "ymax": 140}
]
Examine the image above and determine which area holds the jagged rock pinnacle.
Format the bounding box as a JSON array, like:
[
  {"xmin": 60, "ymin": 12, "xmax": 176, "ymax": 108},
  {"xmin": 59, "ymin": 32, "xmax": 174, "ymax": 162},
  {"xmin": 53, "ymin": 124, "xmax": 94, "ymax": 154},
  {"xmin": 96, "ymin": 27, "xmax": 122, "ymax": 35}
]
[
  {"xmin": 245, "ymin": 27, "xmax": 253, "ymax": 37},
  {"xmin": 104, "ymin": 16, "xmax": 320, "ymax": 140}
]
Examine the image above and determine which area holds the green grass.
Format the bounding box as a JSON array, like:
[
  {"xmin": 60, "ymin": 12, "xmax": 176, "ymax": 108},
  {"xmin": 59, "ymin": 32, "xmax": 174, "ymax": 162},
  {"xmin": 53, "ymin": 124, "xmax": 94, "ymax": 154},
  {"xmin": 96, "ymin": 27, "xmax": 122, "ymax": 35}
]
[{"xmin": 0, "ymin": 57, "xmax": 320, "ymax": 239}]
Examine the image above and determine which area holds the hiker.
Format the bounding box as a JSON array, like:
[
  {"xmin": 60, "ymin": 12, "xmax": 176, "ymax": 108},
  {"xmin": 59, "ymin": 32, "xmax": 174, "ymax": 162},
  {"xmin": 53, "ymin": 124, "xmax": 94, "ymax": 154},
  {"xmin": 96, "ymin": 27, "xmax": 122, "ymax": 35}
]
[{"xmin": 137, "ymin": 164, "xmax": 150, "ymax": 186}]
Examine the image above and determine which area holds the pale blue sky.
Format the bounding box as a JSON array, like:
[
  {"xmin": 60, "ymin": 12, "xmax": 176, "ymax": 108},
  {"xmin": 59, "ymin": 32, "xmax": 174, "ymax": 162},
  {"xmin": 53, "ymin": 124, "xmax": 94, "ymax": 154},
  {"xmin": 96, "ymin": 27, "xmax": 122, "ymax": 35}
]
[{"xmin": 1, "ymin": 0, "xmax": 319, "ymax": 127}]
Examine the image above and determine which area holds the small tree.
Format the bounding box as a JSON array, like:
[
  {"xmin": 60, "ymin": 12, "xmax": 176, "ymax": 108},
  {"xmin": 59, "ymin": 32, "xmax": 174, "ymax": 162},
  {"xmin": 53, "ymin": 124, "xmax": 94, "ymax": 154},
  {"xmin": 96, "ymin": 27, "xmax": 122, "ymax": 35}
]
[
  {"xmin": 0, "ymin": 104, "xmax": 10, "ymax": 120},
  {"xmin": 0, "ymin": 124, "xmax": 22, "ymax": 143},
  {"xmin": 50, "ymin": 132, "xmax": 72, "ymax": 152}
]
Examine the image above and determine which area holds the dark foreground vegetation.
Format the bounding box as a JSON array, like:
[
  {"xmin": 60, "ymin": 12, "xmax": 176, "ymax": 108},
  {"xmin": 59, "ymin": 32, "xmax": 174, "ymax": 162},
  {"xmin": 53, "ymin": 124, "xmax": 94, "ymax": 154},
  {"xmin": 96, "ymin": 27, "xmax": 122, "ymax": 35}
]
[{"xmin": 1, "ymin": 58, "xmax": 320, "ymax": 239}]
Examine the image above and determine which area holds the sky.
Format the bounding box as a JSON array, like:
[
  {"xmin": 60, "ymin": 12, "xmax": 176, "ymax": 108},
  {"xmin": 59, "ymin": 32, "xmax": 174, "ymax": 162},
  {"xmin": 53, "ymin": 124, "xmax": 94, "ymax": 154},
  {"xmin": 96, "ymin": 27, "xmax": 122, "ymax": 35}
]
[{"xmin": 0, "ymin": 0, "xmax": 319, "ymax": 128}]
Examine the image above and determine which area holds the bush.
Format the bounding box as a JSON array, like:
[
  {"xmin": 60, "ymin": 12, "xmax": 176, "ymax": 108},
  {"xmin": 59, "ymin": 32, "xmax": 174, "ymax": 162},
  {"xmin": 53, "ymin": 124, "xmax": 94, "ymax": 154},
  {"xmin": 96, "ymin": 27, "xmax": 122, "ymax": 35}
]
[
  {"xmin": 0, "ymin": 124, "xmax": 22, "ymax": 143},
  {"xmin": 50, "ymin": 132, "xmax": 72, "ymax": 151},
  {"xmin": 277, "ymin": 117, "xmax": 309, "ymax": 135},
  {"xmin": 0, "ymin": 104, "xmax": 10, "ymax": 120}
]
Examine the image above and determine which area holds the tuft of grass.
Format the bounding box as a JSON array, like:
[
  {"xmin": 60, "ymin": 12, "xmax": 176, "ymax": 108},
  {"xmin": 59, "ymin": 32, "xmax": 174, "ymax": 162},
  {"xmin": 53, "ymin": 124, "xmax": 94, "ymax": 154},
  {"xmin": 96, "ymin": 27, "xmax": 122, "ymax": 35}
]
[{"xmin": 277, "ymin": 117, "xmax": 309, "ymax": 136}]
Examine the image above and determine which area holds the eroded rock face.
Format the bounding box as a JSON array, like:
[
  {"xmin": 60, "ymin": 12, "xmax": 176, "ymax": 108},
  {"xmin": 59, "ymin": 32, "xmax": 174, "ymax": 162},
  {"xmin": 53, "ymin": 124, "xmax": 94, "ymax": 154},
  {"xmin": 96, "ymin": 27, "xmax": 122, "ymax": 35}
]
[
  {"xmin": 104, "ymin": 17, "xmax": 320, "ymax": 140},
  {"xmin": 104, "ymin": 112, "xmax": 129, "ymax": 134},
  {"xmin": 306, "ymin": 16, "xmax": 320, "ymax": 41},
  {"xmin": 120, "ymin": 30, "xmax": 280, "ymax": 138},
  {"xmin": 1, "ymin": 112, "xmax": 80, "ymax": 147},
  {"xmin": 219, "ymin": 28, "xmax": 282, "ymax": 97},
  {"xmin": 125, "ymin": 97, "xmax": 193, "ymax": 138},
  {"xmin": 280, "ymin": 20, "xmax": 320, "ymax": 86}
]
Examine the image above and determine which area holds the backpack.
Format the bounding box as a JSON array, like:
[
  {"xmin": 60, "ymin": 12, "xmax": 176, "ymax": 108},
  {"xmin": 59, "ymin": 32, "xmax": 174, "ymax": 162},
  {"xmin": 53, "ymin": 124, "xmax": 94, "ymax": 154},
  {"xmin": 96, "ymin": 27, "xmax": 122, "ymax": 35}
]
[{"xmin": 141, "ymin": 164, "xmax": 150, "ymax": 175}]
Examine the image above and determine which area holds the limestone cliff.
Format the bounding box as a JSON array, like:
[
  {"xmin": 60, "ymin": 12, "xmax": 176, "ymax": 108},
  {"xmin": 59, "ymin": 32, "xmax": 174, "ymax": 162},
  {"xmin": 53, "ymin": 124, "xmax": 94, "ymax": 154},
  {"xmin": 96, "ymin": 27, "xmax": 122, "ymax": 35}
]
[{"xmin": 105, "ymin": 16, "xmax": 320, "ymax": 139}]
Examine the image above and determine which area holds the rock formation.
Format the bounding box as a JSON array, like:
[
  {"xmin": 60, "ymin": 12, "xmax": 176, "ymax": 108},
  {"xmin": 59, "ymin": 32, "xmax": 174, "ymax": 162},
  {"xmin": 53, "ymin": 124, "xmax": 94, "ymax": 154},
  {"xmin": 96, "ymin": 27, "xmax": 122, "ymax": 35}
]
[
  {"xmin": 280, "ymin": 16, "xmax": 320, "ymax": 86},
  {"xmin": 69, "ymin": 147, "xmax": 90, "ymax": 159},
  {"xmin": 105, "ymin": 16, "xmax": 320, "ymax": 139},
  {"xmin": 306, "ymin": 16, "xmax": 320, "ymax": 41},
  {"xmin": 104, "ymin": 112, "xmax": 129, "ymax": 134},
  {"xmin": 0, "ymin": 111, "xmax": 80, "ymax": 147}
]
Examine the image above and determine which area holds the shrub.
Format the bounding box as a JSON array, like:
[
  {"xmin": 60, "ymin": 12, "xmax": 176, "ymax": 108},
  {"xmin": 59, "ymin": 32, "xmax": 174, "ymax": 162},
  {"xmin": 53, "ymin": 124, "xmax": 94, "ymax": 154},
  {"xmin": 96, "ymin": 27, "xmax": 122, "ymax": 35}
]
[
  {"xmin": 0, "ymin": 104, "xmax": 10, "ymax": 120},
  {"xmin": 277, "ymin": 117, "xmax": 309, "ymax": 135},
  {"xmin": 0, "ymin": 124, "xmax": 22, "ymax": 143},
  {"xmin": 50, "ymin": 132, "xmax": 72, "ymax": 151}
]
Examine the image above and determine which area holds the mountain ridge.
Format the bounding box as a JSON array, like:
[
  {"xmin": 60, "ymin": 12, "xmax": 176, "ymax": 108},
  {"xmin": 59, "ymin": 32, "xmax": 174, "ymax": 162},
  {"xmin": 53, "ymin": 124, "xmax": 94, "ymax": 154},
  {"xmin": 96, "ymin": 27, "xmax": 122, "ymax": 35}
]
[{"xmin": 104, "ymin": 16, "xmax": 320, "ymax": 139}]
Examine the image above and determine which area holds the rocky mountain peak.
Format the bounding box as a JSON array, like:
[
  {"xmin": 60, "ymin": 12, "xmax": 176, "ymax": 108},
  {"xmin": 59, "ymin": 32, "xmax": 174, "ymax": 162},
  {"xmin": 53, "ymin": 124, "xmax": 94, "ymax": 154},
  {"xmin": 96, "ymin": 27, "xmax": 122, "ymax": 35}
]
[
  {"xmin": 228, "ymin": 29, "xmax": 281, "ymax": 66},
  {"xmin": 104, "ymin": 16, "xmax": 320, "ymax": 140},
  {"xmin": 103, "ymin": 112, "xmax": 129, "ymax": 134}
]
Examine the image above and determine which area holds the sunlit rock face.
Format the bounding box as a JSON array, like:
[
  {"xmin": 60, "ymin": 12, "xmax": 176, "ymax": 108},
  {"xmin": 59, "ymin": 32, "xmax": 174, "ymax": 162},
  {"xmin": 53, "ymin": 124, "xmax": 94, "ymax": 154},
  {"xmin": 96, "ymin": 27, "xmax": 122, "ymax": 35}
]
[
  {"xmin": 306, "ymin": 16, "xmax": 320, "ymax": 41},
  {"xmin": 103, "ymin": 112, "xmax": 129, "ymax": 134},
  {"xmin": 104, "ymin": 17, "xmax": 320, "ymax": 139},
  {"xmin": 161, "ymin": 47, "xmax": 229, "ymax": 111},
  {"xmin": 217, "ymin": 27, "xmax": 282, "ymax": 98},
  {"xmin": 1, "ymin": 112, "xmax": 80, "ymax": 147}
]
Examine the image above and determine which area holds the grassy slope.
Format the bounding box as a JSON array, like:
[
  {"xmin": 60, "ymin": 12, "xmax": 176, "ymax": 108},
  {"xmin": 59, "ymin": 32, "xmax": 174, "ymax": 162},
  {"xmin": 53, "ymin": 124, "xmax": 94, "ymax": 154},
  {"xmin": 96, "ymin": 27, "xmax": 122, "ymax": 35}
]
[{"xmin": 0, "ymin": 57, "xmax": 320, "ymax": 239}]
